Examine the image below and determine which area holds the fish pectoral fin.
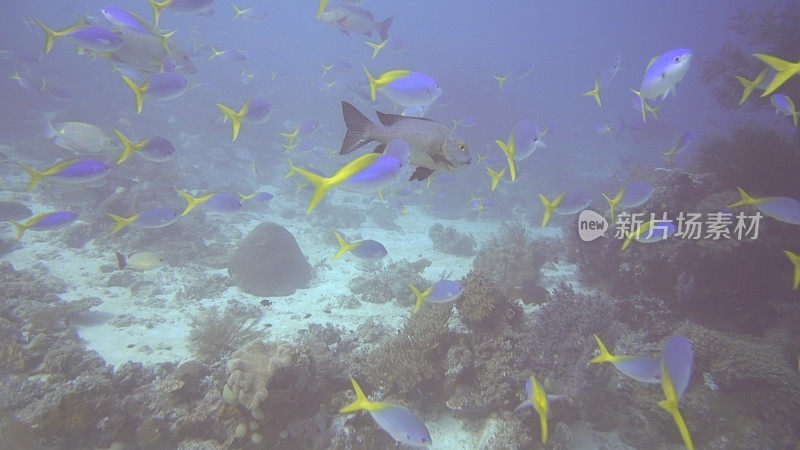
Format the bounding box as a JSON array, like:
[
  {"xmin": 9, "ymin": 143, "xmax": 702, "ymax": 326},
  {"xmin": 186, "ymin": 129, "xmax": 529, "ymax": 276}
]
[
  {"xmin": 373, "ymin": 143, "xmax": 386, "ymax": 154},
  {"xmin": 409, "ymin": 166, "xmax": 434, "ymax": 181}
]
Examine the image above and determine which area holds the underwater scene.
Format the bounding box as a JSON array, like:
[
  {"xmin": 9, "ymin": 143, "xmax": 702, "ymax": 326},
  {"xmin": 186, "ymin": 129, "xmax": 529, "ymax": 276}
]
[{"xmin": 1, "ymin": 0, "xmax": 799, "ymax": 448}]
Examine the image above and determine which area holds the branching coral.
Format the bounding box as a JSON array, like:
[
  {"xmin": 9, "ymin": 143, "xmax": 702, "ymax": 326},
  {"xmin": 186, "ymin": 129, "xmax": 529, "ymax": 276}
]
[
  {"xmin": 362, "ymin": 304, "xmax": 451, "ymax": 394},
  {"xmin": 347, "ymin": 258, "xmax": 431, "ymax": 305},
  {"xmin": 428, "ymin": 223, "xmax": 476, "ymax": 256},
  {"xmin": 187, "ymin": 303, "xmax": 261, "ymax": 362},
  {"xmin": 456, "ymin": 270, "xmax": 518, "ymax": 330}
]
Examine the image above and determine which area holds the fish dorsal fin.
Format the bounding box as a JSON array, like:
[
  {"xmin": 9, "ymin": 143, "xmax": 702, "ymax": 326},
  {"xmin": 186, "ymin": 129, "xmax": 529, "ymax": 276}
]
[
  {"xmin": 410, "ymin": 166, "xmax": 434, "ymax": 181},
  {"xmin": 376, "ymin": 110, "xmax": 434, "ymax": 126},
  {"xmin": 375, "ymin": 110, "xmax": 405, "ymax": 126}
]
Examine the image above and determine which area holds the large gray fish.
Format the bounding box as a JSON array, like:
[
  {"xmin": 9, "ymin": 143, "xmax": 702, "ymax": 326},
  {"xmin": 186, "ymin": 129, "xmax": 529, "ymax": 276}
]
[
  {"xmin": 319, "ymin": 3, "xmax": 392, "ymax": 41},
  {"xmin": 340, "ymin": 101, "xmax": 471, "ymax": 181},
  {"xmin": 108, "ymin": 31, "xmax": 195, "ymax": 73}
]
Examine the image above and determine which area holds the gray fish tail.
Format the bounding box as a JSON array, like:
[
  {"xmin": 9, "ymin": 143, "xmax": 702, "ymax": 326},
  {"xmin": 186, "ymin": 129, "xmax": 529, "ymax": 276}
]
[
  {"xmin": 341, "ymin": 101, "xmax": 377, "ymax": 154},
  {"xmin": 114, "ymin": 252, "xmax": 127, "ymax": 270},
  {"xmin": 377, "ymin": 17, "xmax": 392, "ymax": 41}
]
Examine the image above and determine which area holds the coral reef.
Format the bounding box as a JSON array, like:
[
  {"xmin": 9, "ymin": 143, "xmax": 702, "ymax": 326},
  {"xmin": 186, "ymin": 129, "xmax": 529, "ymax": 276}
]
[
  {"xmin": 347, "ymin": 258, "xmax": 430, "ymax": 305},
  {"xmin": 456, "ymin": 270, "xmax": 520, "ymax": 331},
  {"xmin": 187, "ymin": 302, "xmax": 262, "ymax": 362},
  {"xmin": 227, "ymin": 221, "xmax": 313, "ymax": 296},
  {"xmin": 223, "ymin": 340, "xmax": 294, "ymax": 420},
  {"xmin": 428, "ymin": 223, "xmax": 477, "ymax": 256},
  {"xmin": 362, "ymin": 304, "xmax": 451, "ymax": 394},
  {"xmin": 473, "ymin": 220, "xmax": 558, "ymax": 302}
]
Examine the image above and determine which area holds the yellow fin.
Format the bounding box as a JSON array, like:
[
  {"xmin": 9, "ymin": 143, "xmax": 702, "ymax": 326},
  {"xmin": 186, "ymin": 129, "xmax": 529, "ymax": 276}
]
[
  {"xmin": 107, "ymin": 212, "xmax": 141, "ymax": 234},
  {"xmin": 659, "ymin": 364, "xmax": 694, "ymax": 450},
  {"xmin": 538, "ymin": 193, "xmax": 564, "ymax": 227},
  {"xmin": 176, "ymin": 190, "xmax": 215, "ymax": 216},
  {"xmin": 366, "ymin": 39, "xmax": 388, "ymax": 59},
  {"xmin": 753, "ymin": 53, "xmax": 800, "ymax": 97},
  {"xmin": 582, "ymin": 79, "xmax": 602, "ymax": 107},
  {"xmin": 589, "ymin": 334, "xmax": 632, "ymax": 364},
  {"xmin": 630, "ymin": 89, "xmax": 648, "ymax": 123},
  {"xmin": 601, "ymin": 188, "xmax": 625, "ymax": 222},
  {"xmin": 121, "ymin": 75, "xmax": 148, "ymax": 114},
  {"xmin": 316, "ymin": 0, "xmax": 329, "ymax": 19},
  {"xmin": 339, "ymin": 377, "xmax": 374, "ymax": 413},
  {"xmin": 113, "ymin": 129, "xmax": 149, "ymax": 164},
  {"xmin": 216, "ymin": 101, "xmax": 250, "ymax": 141},
  {"xmin": 486, "ymin": 167, "xmax": 506, "ymax": 191},
  {"xmin": 728, "ymin": 187, "xmax": 763, "ymax": 207},
  {"xmin": 361, "ymin": 62, "xmax": 410, "ymax": 101},
  {"xmin": 410, "ymin": 284, "xmax": 433, "ymax": 313},
  {"xmin": 148, "ymin": 0, "xmax": 171, "ymax": 27},
  {"xmin": 529, "ymin": 375, "xmax": 549, "ymax": 444},
  {"xmin": 492, "ymin": 73, "xmax": 509, "ymax": 91},
  {"xmin": 32, "ymin": 18, "xmax": 80, "ymax": 54},
  {"xmin": 494, "ymin": 135, "xmax": 517, "ymax": 181},
  {"xmin": 783, "ymin": 250, "xmax": 800, "ymax": 290},
  {"xmin": 333, "ymin": 231, "xmax": 361, "ymax": 260}
]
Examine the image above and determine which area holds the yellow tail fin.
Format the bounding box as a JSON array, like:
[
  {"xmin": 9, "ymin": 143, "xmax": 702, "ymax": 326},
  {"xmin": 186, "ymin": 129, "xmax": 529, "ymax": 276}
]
[
  {"xmin": 333, "ymin": 231, "xmax": 359, "ymax": 260},
  {"xmin": 601, "ymin": 189, "xmax": 625, "ymax": 222},
  {"xmin": 486, "ymin": 167, "xmax": 506, "ymax": 191},
  {"xmin": 366, "ymin": 39, "xmax": 388, "ymax": 60},
  {"xmin": 113, "ymin": 129, "xmax": 149, "ymax": 164},
  {"xmin": 589, "ymin": 334, "xmax": 631, "ymax": 364},
  {"xmin": 316, "ymin": 0, "xmax": 329, "ymax": 19},
  {"xmin": 148, "ymin": 0, "xmax": 171, "ymax": 27},
  {"xmin": 360, "ymin": 62, "xmax": 410, "ymax": 101},
  {"xmin": 19, "ymin": 163, "xmax": 47, "ymax": 191},
  {"xmin": 538, "ymin": 193, "xmax": 564, "ymax": 227},
  {"xmin": 9, "ymin": 220, "xmax": 28, "ymax": 239},
  {"xmin": 176, "ymin": 190, "xmax": 214, "ymax": 216},
  {"xmin": 107, "ymin": 212, "xmax": 140, "ymax": 234},
  {"xmin": 728, "ymin": 187, "xmax": 761, "ymax": 207},
  {"xmin": 339, "ymin": 377, "xmax": 372, "ymax": 413},
  {"xmin": 121, "ymin": 75, "xmax": 148, "ymax": 114},
  {"xmin": 494, "ymin": 135, "xmax": 517, "ymax": 181},
  {"xmin": 216, "ymin": 101, "xmax": 250, "ymax": 141},
  {"xmin": 410, "ymin": 284, "xmax": 433, "ymax": 313},
  {"xmin": 492, "ymin": 73, "xmax": 509, "ymax": 92},
  {"xmin": 32, "ymin": 18, "xmax": 79, "ymax": 53},
  {"xmin": 630, "ymin": 89, "xmax": 648, "ymax": 123},
  {"xmin": 582, "ymin": 79, "xmax": 602, "ymax": 107},
  {"xmin": 753, "ymin": 53, "xmax": 800, "ymax": 97},
  {"xmin": 783, "ymin": 250, "xmax": 800, "ymax": 290}
]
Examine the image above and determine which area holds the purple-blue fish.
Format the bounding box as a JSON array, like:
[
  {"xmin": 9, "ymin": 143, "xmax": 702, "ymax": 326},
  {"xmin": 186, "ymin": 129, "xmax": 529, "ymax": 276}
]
[
  {"xmin": 9, "ymin": 211, "xmax": 78, "ymax": 239},
  {"xmin": 107, "ymin": 207, "xmax": 181, "ymax": 234},
  {"xmin": 20, "ymin": 160, "xmax": 110, "ymax": 191}
]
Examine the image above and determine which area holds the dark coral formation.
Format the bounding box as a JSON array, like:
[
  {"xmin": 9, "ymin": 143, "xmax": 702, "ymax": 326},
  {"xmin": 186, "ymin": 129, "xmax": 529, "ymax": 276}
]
[
  {"xmin": 227, "ymin": 221, "xmax": 313, "ymax": 297},
  {"xmin": 347, "ymin": 258, "xmax": 430, "ymax": 305},
  {"xmin": 187, "ymin": 302, "xmax": 261, "ymax": 362},
  {"xmin": 472, "ymin": 219, "xmax": 558, "ymax": 302},
  {"xmin": 428, "ymin": 222, "xmax": 477, "ymax": 256}
]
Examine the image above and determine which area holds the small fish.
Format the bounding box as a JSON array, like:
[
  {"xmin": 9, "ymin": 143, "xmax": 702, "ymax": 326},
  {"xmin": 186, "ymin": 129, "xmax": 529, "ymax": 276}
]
[
  {"xmin": 148, "ymin": 0, "xmax": 214, "ymax": 26},
  {"xmin": 0, "ymin": 201, "xmax": 32, "ymax": 222},
  {"xmin": 32, "ymin": 18, "xmax": 119, "ymax": 54},
  {"xmin": 232, "ymin": 4, "xmax": 268, "ymax": 20},
  {"xmin": 113, "ymin": 130, "xmax": 175, "ymax": 164},
  {"xmin": 598, "ymin": 54, "xmax": 622, "ymax": 88},
  {"xmin": 621, "ymin": 219, "xmax": 677, "ymax": 250},
  {"xmin": 539, "ymin": 190, "xmax": 593, "ymax": 226},
  {"xmin": 238, "ymin": 191, "xmax": 273, "ymax": 203},
  {"xmin": 340, "ymin": 101, "xmax": 470, "ymax": 181},
  {"xmin": 176, "ymin": 191, "xmax": 241, "ymax": 215},
  {"xmin": 590, "ymin": 334, "xmax": 661, "ymax": 383},
  {"xmin": 8, "ymin": 211, "xmax": 78, "ymax": 239},
  {"xmin": 601, "ymin": 181, "xmax": 654, "ymax": 221},
  {"xmin": 340, "ymin": 377, "xmax": 432, "ymax": 447},
  {"xmin": 121, "ymin": 72, "xmax": 189, "ymax": 114},
  {"xmin": 513, "ymin": 375, "xmax": 551, "ymax": 445},
  {"xmin": 318, "ymin": 3, "xmax": 393, "ymax": 41},
  {"xmin": 770, "ymin": 94, "xmax": 798, "ymax": 127},
  {"xmin": 339, "ymin": 139, "xmax": 411, "ymax": 193},
  {"xmin": 661, "ymin": 130, "xmax": 695, "ymax": 166},
  {"xmin": 595, "ymin": 123, "xmax": 612, "ymax": 137},
  {"xmin": 20, "ymin": 160, "xmax": 110, "ymax": 191},
  {"xmin": 362, "ymin": 65, "xmax": 441, "ymax": 108},
  {"xmin": 658, "ymin": 335, "xmax": 695, "ymax": 450},
  {"xmin": 752, "ymin": 53, "xmax": 800, "ymax": 97},
  {"xmin": 494, "ymin": 121, "xmax": 547, "ymax": 181},
  {"xmin": 333, "ymin": 231, "xmax": 387, "ymax": 260},
  {"xmin": 451, "ymin": 115, "xmax": 478, "ymax": 130},
  {"xmin": 728, "ymin": 187, "xmax": 800, "ymax": 225},
  {"xmin": 101, "ymin": 6, "xmax": 155, "ymax": 35},
  {"xmin": 409, "ymin": 280, "xmax": 463, "ymax": 313},
  {"xmin": 45, "ymin": 120, "xmax": 115, "ymax": 154},
  {"xmin": 115, "ymin": 251, "xmax": 163, "ymax": 271},
  {"xmin": 107, "ymin": 207, "xmax": 181, "ymax": 234},
  {"xmin": 582, "ymin": 79, "xmax": 602, "ymax": 107}
]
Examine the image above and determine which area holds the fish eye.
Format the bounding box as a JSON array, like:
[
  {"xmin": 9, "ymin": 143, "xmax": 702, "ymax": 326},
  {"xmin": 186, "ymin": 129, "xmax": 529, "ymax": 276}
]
[
  {"xmin": 458, "ymin": 143, "xmax": 466, "ymax": 151},
  {"xmin": 674, "ymin": 57, "xmax": 680, "ymax": 62}
]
